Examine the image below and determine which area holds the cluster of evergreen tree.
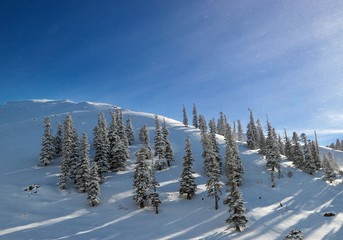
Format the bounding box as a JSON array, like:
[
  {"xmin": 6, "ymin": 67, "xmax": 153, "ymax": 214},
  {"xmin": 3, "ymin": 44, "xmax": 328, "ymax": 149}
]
[
  {"xmin": 327, "ymin": 138, "xmax": 343, "ymax": 151},
  {"xmin": 38, "ymin": 110, "xmax": 135, "ymax": 207}
]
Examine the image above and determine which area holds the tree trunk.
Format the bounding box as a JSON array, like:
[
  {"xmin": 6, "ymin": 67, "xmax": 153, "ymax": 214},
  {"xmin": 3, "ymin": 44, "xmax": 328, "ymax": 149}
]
[
  {"xmin": 140, "ymin": 201, "xmax": 145, "ymax": 208},
  {"xmin": 215, "ymin": 195, "xmax": 218, "ymax": 210},
  {"xmin": 155, "ymin": 206, "xmax": 159, "ymax": 214}
]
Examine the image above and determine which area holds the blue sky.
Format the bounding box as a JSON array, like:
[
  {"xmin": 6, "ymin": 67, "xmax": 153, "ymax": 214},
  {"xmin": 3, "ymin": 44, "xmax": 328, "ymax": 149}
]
[{"xmin": 1, "ymin": 0, "xmax": 343, "ymax": 144}]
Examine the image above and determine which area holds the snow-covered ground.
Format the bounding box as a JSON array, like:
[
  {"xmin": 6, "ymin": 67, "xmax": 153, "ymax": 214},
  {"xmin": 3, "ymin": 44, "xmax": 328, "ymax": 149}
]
[{"xmin": 0, "ymin": 100, "xmax": 342, "ymax": 239}]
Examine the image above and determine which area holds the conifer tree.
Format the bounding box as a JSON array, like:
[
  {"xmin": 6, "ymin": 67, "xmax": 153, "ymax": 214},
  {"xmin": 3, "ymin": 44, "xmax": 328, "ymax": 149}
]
[
  {"xmin": 278, "ymin": 134, "xmax": 285, "ymax": 155},
  {"xmin": 182, "ymin": 105, "xmax": 188, "ymax": 127},
  {"xmin": 206, "ymin": 147, "xmax": 223, "ymax": 210},
  {"xmin": 149, "ymin": 165, "xmax": 161, "ymax": 214},
  {"xmin": 75, "ymin": 133, "xmax": 90, "ymax": 193},
  {"xmin": 217, "ymin": 112, "xmax": 227, "ymax": 136},
  {"xmin": 201, "ymin": 131, "xmax": 213, "ymax": 177},
  {"xmin": 93, "ymin": 113, "xmax": 109, "ymax": 179},
  {"xmin": 161, "ymin": 118, "xmax": 169, "ymax": 143},
  {"xmin": 300, "ymin": 133, "xmax": 316, "ymax": 175},
  {"xmin": 125, "ymin": 118, "xmax": 135, "ymax": 145},
  {"xmin": 284, "ymin": 129, "xmax": 292, "ymax": 159},
  {"xmin": 53, "ymin": 123, "xmax": 63, "ymax": 158},
  {"xmin": 312, "ymin": 131, "xmax": 321, "ymax": 170},
  {"xmin": 116, "ymin": 109, "xmax": 129, "ymax": 147},
  {"xmin": 87, "ymin": 162, "xmax": 101, "ymax": 206},
  {"xmin": 139, "ymin": 124, "xmax": 152, "ymax": 159},
  {"xmin": 246, "ymin": 110, "xmax": 258, "ymax": 149},
  {"xmin": 192, "ymin": 103, "xmax": 198, "ymax": 128},
  {"xmin": 154, "ymin": 115, "xmax": 165, "ymax": 160},
  {"xmin": 59, "ymin": 114, "xmax": 74, "ymax": 190},
  {"xmin": 39, "ymin": 116, "xmax": 55, "ymax": 166},
  {"xmin": 291, "ymin": 132, "xmax": 304, "ymax": 168},
  {"xmin": 164, "ymin": 140, "xmax": 174, "ymax": 167},
  {"xmin": 179, "ymin": 136, "xmax": 197, "ymax": 200},
  {"xmin": 108, "ymin": 132, "xmax": 129, "ymax": 171},
  {"xmin": 322, "ymin": 154, "xmax": 336, "ymax": 183},
  {"xmin": 198, "ymin": 114, "xmax": 207, "ymax": 133},
  {"xmin": 209, "ymin": 119, "xmax": 222, "ymax": 172},
  {"xmin": 133, "ymin": 146, "xmax": 151, "ymax": 208},
  {"xmin": 265, "ymin": 121, "xmax": 281, "ymax": 185},
  {"xmin": 237, "ymin": 120, "xmax": 243, "ymax": 142},
  {"xmin": 232, "ymin": 121, "xmax": 237, "ymax": 141},
  {"xmin": 69, "ymin": 126, "xmax": 79, "ymax": 181},
  {"xmin": 256, "ymin": 119, "xmax": 266, "ymax": 154}
]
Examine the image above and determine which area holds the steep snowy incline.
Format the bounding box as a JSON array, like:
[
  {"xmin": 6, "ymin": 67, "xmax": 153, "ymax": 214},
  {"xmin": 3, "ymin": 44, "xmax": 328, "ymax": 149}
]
[{"xmin": 0, "ymin": 100, "xmax": 342, "ymax": 239}]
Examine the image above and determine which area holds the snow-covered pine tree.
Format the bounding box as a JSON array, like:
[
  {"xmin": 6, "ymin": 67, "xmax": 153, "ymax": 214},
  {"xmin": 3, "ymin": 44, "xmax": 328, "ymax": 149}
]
[
  {"xmin": 246, "ymin": 110, "xmax": 258, "ymax": 149},
  {"xmin": 108, "ymin": 132, "xmax": 129, "ymax": 172},
  {"xmin": 192, "ymin": 103, "xmax": 198, "ymax": 128},
  {"xmin": 206, "ymin": 146, "xmax": 223, "ymax": 210},
  {"xmin": 161, "ymin": 118, "xmax": 169, "ymax": 143},
  {"xmin": 209, "ymin": 119, "xmax": 222, "ymax": 172},
  {"xmin": 75, "ymin": 133, "xmax": 90, "ymax": 193},
  {"xmin": 69, "ymin": 126, "xmax": 80, "ymax": 181},
  {"xmin": 322, "ymin": 154, "xmax": 336, "ymax": 183},
  {"xmin": 232, "ymin": 121, "xmax": 237, "ymax": 141},
  {"xmin": 237, "ymin": 120, "xmax": 243, "ymax": 142},
  {"xmin": 223, "ymin": 177, "xmax": 248, "ymax": 232},
  {"xmin": 312, "ymin": 131, "xmax": 321, "ymax": 170},
  {"xmin": 182, "ymin": 105, "xmax": 188, "ymax": 127},
  {"xmin": 217, "ymin": 112, "xmax": 227, "ymax": 136},
  {"xmin": 179, "ymin": 136, "xmax": 197, "ymax": 200},
  {"xmin": 284, "ymin": 129, "xmax": 292, "ymax": 159},
  {"xmin": 87, "ymin": 162, "xmax": 101, "ymax": 206},
  {"xmin": 224, "ymin": 123, "xmax": 244, "ymax": 186},
  {"xmin": 154, "ymin": 115, "xmax": 165, "ymax": 160},
  {"xmin": 53, "ymin": 123, "xmax": 63, "ymax": 158},
  {"xmin": 300, "ymin": 133, "xmax": 316, "ymax": 175},
  {"xmin": 59, "ymin": 114, "xmax": 74, "ymax": 190},
  {"xmin": 125, "ymin": 118, "xmax": 135, "ymax": 145},
  {"xmin": 256, "ymin": 119, "xmax": 266, "ymax": 154},
  {"xmin": 164, "ymin": 140, "xmax": 174, "ymax": 167},
  {"xmin": 139, "ymin": 124, "xmax": 152, "ymax": 159},
  {"xmin": 93, "ymin": 113, "xmax": 110, "ymax": 179},
  {"xmin": 201, "ymin": 131, "xmax": 213, "ymax": 177},
  {"xmin": 278, "ymin": 134, "xmax": 285, "ymax": 155},
  {"xmin": 133, "ymin": 146, "xmax": 151, "ymax": 208},
  {"xmin": 116, "ymin": 109, "xmax": 129, "ymax": 147},
  {"xmin": 39, "ymin": 116, "xmax": 55, "ymax": 166},
  {"xmin": 149, "ymin": 165, "xmax": 161, "ymax": 214},
  {"xmin": 291, "ymin": 132, "xmax": 304, "ymax": 168},
  {"xmin": 265, "ymin": 121, "xmax": 281, "ymax": 184},
  {"xmin": 198, "ymin": 114, "xmax": 207, "ymax": 133}
]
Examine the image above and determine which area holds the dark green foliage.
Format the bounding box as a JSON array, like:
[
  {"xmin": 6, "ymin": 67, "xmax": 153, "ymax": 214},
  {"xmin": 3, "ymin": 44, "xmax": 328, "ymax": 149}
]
[
  {"xmin": 125, "ymin": 118, "xmax": 135, "ymax": 145},
  {"xmin": 182, "ymin": 105, "xmax": 188, "ymax": 127},
  {"xmin": 93, "ymin": 113, "xmax": 109, "ymax": 179},
  {"xmin": 246, "ymin": 110, "xmax": 258, "ymax": 150},
  {"xmin": 192, "ymin": 103, "xmax": 198, "ymax": 128},
  {"xmin": 75, "ymin": 133, "xmax": 90, "ymax": 193},
  {"xmin": 39, "ymin": 117, "xmax": 55, "ymax": 166},
  {"xmin": 87, "ymin": 162, "xmax": 101, "ymax": 206}
]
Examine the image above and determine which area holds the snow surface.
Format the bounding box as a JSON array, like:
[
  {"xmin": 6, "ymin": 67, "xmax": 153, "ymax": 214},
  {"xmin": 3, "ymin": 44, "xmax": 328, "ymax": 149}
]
[{"xmin": 0, "ymin": 100, "xmax": 342, "ymax": 239}]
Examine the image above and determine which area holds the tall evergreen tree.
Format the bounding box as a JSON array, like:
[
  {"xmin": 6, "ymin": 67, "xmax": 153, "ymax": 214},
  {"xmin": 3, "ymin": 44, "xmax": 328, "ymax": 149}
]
[
  {"xmin": 246, "ymin": 110, "xmax": 258, "ymax": 149},
  {"xmin": 206, "ymin": 152, "xmax": 223, "ymax": 210},
  {"xmin": 69, "ymin": 126, "xmax": 79, "ymax": 181},
  {"xmin": 278, "ymin": 134, "xmax": 285, "ymax": 155},
  {"xmin": 93, "ymin": 113, "xmax": 109, "ymax": 179},
  {"xmin": 108, "ymin": 132, "xmax": 129, "ymax": 171},
  {"xmin": 75, "ymin": 133, "xmax": 90, "ymax": 193},
  {"xmin": 125, "ymin": 118, "xmax": 135, "ymax": 145},
  {"xmin": 217, "ymin": 112, "xmax": 227, "ymax": 136},
  {"xmin": 179, "ymin": 136, "xmax": 197, "ymax": 200},
  {"xmin": 256, "ymin": 119, "xmax": 266, "ymax": 154},
  {"xmin": 192, "ymin": 103, "xmax": 198, "ymax": 128},
  {"xmin": 198, "ymin": 114, "xmax": 207, "ymax": 133},
  {"xmin": 283, "ymin": 129, "xmax": 292, "ymax": 159},
  {"xmin": 209, "ymin": 119, "xmax": 222, "ymax": 172},
  {"xmin": 161, "ymin": 118, "xmax": 169, "ymax": 143},
  {"xmin": 182, "ymin": 105, "xmax": 188, "ymax": 127},
  {"xmin": 53, "ymin": 123, "xmax": 63, "ymax": 158},
  {"xmin": 312, "ymin": 131, "xmax": 321, "ymax": 170},
  {"xmin": 149, "ymin": 166, "xmax": 161, "ymax": 214},
  {"xmin": 164, "ymin": 140, "xmax": 174, "ymax": 167},
  {"xmin": 322, "ymin": 154, "xmax": 336, "ymax": 183},
  {"xmin": 39, "ymin": 116, "xmax": 55, "ymax": 166},
  {"xmin": 232, "ymin": 121, "xmax": 237, "ymax": 141},
  {"xmin": 116, "ymin": 109, "xmax": 129, "ymax": 147},
  {"xmin": 154, "ymin": 115, "xmax": 165, "ymax": 159},
  {"xmin": 201, "ymin": 131, "xmax": 213, "ymax": 177},
  {"xmin": 139, "ymin": 124, "xmax": 152, "ymax": 159},
  {"xmin": 265, "ymin": 121, "xmax": 281, "ymax": 185},
  {"xmin": 59, "ymin": 114, "xmax": 74, "ymax": 190},
  {"xmin": 291, "ymin": 132, "xmax": 304, "ymax": 168},
  {"xmin": 133, "ymin": 146, "xmax": 151, "ymax": 208},
  {"xmin": 87, "ymin": 162, "xmax": 101, "ymax": 206},
  {"xmin": 237, "ymin": 120, "xmax": 243, "ymax": 142},
  {"xmin": 300, "ymin": 133, "xmax": 316, "ymax": 175}
]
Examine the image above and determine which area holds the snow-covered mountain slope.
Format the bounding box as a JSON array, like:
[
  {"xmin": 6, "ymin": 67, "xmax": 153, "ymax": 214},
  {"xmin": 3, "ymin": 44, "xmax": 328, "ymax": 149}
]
[{"xmin": 0, "ymin": 100, "xmax": 342, "ymax": 239}]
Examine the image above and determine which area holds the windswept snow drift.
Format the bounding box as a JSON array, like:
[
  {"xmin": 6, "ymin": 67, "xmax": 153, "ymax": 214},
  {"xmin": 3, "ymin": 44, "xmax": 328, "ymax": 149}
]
[{"xmin": 0, "ymin": 100, "xmax": 342, "ymax": 239}]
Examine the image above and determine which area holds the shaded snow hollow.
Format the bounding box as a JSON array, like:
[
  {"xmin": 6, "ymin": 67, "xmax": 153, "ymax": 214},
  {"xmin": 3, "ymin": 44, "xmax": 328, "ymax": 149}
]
[{"xmin": 0, "ymin": 100, "xmax": 342, "ymax": 239}]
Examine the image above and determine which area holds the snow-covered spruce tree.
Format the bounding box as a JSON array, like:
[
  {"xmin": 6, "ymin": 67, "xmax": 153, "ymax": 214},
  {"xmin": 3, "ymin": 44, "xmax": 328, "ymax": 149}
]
[
  {"xmin": 69, "ymin": 126, "xmax": 80, "ymax": 181},
  {"xmin": 192, "ymin": 103, "xmax": 198, "ymax": 128},
  {"xmin": 93, "ymin": 113, "xmax": 109, "ymax": 179},
  {"xmin": 300, "ymin": 133, "xmax": 316, "ymax": 175},
  {"xmin": 154, "ymin": 115, "xmax": 165, "ymax": 160},
  {"xmin": 161, "ymin": 118, "xmax": 169, "ymax": 143},
  {"xmin": 75, "ymin": 133, "xmax": 90, "ymax": 193},
  {"xmin": 291, "ymin": 132, "xmax": 304, "ymax": 168},
  {"xmin": 225, "ymin": 124, "xmax": 244, "ymax": 186},
  {"xmin": 246, "ymin": 110, "xmax": 258, "ymax": 150},
  {"xmin": 206, "ymin": 145, "xmax": 223, "ymax": 210},
  {"xmin": 179, "ymin": 136, "xmax": 197, "ymax": 200},
  {"xmin": 256, "ymin": 119, "xmax": 266, "ymax": 154},
  {"xmin": 284, "ymin": 129, "xmax": 292, "ymax": 159},
  {"xmin": 217, "ymin": 112, "xmax": 227, "ymax": 136},
  {"xmin": 59, "ymin": 114, "xmax": 74, "ymax": 190},
  {"xmin": 327, "ymin": 152, "xmax": 340, "ymax": 173},
  {"xmin": 223, "ymin": 175, "xmax": 248, "ymax": 232},
  {"xmin": 198, "ymin": 114, "xmax": 207, "ymax": 133},
  {"xmin": 133, "ymin": 146, "xmax": 151, "ymax": 208},
  {"xmin": 322, "ymin": 154, "xmax": 336, "ymax": 183},
  {"xmin": 108, "ymin": 132, "xmax": 128, "ymax": 172},
  {"xmin": 53, "ymin": 123, "xmax": 63, "ymax": 158},
  {"xmin": 149, "ymin": 166, "xmax": 161, "ymax": 214},
  {"xmin": 87, "ymin": 162, "xmax": 101, "ymax": 206},
  {"xmin": 201, "ymin": 131, "xmax": 213, "ymax": 177},
  {"xmin": 209, "ymin": 119, "xmax": 222, "ymax": 172},
  {"xmin": 116, "ymin": 109, "xmax": 129, "ymax": 147},
  {"xmin": 182, "ymin": 105, "xmax": 188, "ymax": 127},
  {"xmin": 237, "ymin": 120, "xmax": 243, "ymax": 142},
  {"xmin": 265, "ymin": 121, "xmax": 281, "ymax": 185},
  {"xmin": 232, "ymin": 121, "xmax": 237, "ymax": 141},
  {"xmin": 278, "ymin": 134, "xmax": 285, "ymax": 155},
  {"xmin": 139, "ymin": 124, "xmax": 152, "ymax": 159},
  {"xmin": 312, "ymin": 131, "xmax": 321, "ymax": 170},
  {"xmin": 125, "ymin": 118, "xmax": 135, "ymax": 145},
  {"xmin": 39, "ymin": 116, "xmax": 55, "ymax": 166},
  {"xmin": 161, "ymin": 118, "xmax": 174, "ymax": 167}
]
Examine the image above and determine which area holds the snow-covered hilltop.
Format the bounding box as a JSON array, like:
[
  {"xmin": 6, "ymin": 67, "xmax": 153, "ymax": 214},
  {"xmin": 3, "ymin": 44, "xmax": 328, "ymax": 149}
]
[{"xmin": 0, "ymin": 100, "xmax": 342, "ymax": 239}]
